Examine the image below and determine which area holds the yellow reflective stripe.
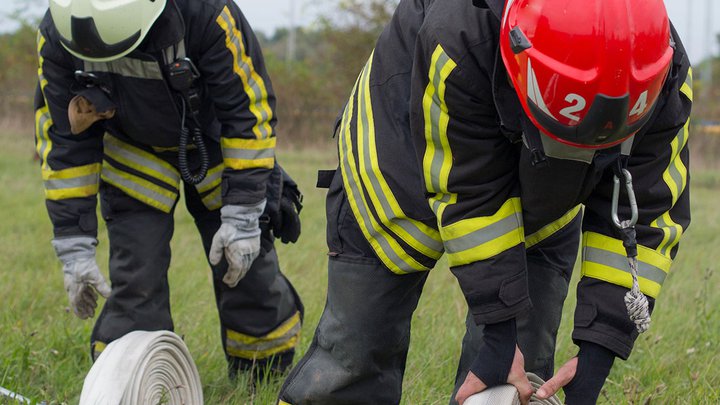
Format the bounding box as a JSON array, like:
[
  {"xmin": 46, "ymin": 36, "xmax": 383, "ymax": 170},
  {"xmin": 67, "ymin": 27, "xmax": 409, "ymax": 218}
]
[
  {"xmin": 101, "ymin": 162, "xmax": 178, "ymax": 213},
  {"xmin": 104, "ymin": 135, "xmax": 180, "ymax": 188},
  {"xmin": 45, "ymin": 184, "xmax": 99, "ymax": 200},
  {"xmin": 651, "ymin": 72, "xmax": 691, "ymax": 257},
  {"xmin": 442, "ymin": 198, "xmax": 524, "ymax": 267},
  {"xmin": 221, "ymin": 137, "xmax": 276, "ymax": 150},
  {"xmin": 37, "ymin": 31, "xmax": 48, "ymax": 92},
  {"xmin": 423, "ymin": 45, "xmax": 458, "ymax": 222},
  {"xmin": 35, "ymin": 106, "xmax": 53, "ymax": 170},
  {"xmin": 581, "ymin": 232, "xmax": 672, "ymax": 298},
  {"xmin": 42, "ymin": 163, "xmax": 101, "ymax": 200},
  {"xmin": 201, "ymin": 187, "xmax": 223, "ymax": 211},
  {"xmin": 196, "ymin": 163, "xmax": 224, "ymax": 194},
  {"xmin": 680, "ymin": 67, "xmax": 693, "ymax": 101},
  {"xmin": 339, "ymin": 59, "xmax": 430, "ymax": 273},
  {"xmin": 216, "ymin": 7, "xmax": 273, "ymax": 140},
  {"xmin": 36, "ymin": 34, "xmax": 54, "ymax": 170},
  {"xmin": 42, "ymin": 163, "xmax": 100, "ymax": 181},
  {"xmin": 226, "ymin": 312, "xmax": 301, "ymax": 359},
  {"xmin": 224, "ymin": 157, "xmax": 274, "ymax": 170},
  {"xmin": 221, "ymin": 137, "xmax": 275, "ymax": 170},
  {"xmin": 355, "ymin": 52, "xmax": 443, "ymax": 259},
  {"xmin": 525, "ymin": 205, "xmax": 582, "ymax": 249},
  {"xmin": 93, "ymin": 341, "xmax": 107, "ymax": 355},
  {"xmin": 278, "ymin": 401, "xmax": 292, "ymax": 405}
]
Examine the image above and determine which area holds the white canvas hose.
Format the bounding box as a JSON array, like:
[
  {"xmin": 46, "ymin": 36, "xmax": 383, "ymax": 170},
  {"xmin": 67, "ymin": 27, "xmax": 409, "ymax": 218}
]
[
  {"xmin": 465, "ymin": 372, "xmax": 562, "ymax": 405},
  {"xmin": 79, "ymin": 330, "xmax": 203, "ymax": 405}
]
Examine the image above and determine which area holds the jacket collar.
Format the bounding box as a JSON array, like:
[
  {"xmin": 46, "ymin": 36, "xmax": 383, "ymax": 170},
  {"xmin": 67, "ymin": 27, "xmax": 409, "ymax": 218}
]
[
  {"xmin": 472, "ymin": 0, "xmax": 505, "ymax": 20},
  {"xmin": 138, "ymin": 0, "xmax": 185, "ymax": 55}
]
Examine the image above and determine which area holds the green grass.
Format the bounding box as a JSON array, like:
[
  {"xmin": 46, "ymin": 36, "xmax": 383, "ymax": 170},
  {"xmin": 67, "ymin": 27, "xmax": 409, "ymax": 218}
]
[{"xmin": 1, "ymin": 131, "xmax": 718, "ymax": 404}]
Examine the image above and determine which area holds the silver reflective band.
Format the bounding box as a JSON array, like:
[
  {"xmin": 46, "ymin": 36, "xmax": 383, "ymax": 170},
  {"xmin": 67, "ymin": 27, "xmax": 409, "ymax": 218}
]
[
  {"xmin": 84, "ymin": 58, "xmax": 163, "ymax": 80},
  {"xmin": 227, "ymin": 320, "xmax": 301, "ymax": 354},
  {"xmin": 218, "ymin": 10, "xmax": 271, "ymax": 139},
  {"xmin": 44, "ymin": 173, "xmax": 99, "ymax": 190},
  {"xmin": 223, "ymin": 147, "xmax": 275, "ymax": 161},
  {"xmin": 102, "ymin": 167, "xmax": 177, "ymax": 209},
  {"xmin": 584, "ymin": 247, "xmax": 667, "ymax": 285},
  {"xmin": 105, "ymin": 137, "xmax": 180, "ymax": 187},
  {"xmin": 444, "ymin": 213, "xmax": 523, "ymax": 254}
]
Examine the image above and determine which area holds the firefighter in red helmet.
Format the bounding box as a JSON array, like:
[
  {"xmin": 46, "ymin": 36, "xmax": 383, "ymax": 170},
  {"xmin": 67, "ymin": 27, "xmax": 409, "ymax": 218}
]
[{"xmin": 279, "ymin": 0, "xmax": 691, "ymax": 403}]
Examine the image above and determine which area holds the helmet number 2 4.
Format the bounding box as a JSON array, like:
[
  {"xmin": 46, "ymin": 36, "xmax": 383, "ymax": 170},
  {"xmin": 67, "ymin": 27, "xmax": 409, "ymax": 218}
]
[{"xmin": 559, "ymin": 91, "xmax": 649, "ymax": 122}]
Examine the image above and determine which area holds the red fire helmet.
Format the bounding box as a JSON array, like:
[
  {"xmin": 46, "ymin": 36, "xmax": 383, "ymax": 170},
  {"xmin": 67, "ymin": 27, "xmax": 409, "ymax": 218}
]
[{"xmin": 500, "ymin": 0, "xmax": 674, "ymax": 149}]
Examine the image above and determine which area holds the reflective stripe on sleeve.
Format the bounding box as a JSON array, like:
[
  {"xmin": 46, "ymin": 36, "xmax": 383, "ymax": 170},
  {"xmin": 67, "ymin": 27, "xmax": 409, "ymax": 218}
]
[
  {"xmin": 37, "ymin": 31, "xmax": 48, "ymax": 92},
  {"xmin": 104, "ymin": 135, "xmax": 181, "ymax": 188},
  {"xmin": 680, "ymin": 67, "xmax": 693, "ymax": 101},
  {"xmin": 101, "ymin": 162, "xmax": 178, "ymax": 213},
  {"xmin": 35, "ymin": 106, "xmax": 53, "ymax": 170},
  {"xmin": 200, "ymin": 187, "xmax": 222, "ymax": 211},
  {"xmin": 525, "ymin": 205, "xmax": 582, "ymax": 249},
  {"xmin": 442, "ymin": 198, "xmax": 525, "ymax": 267},
  {"xmin": 195, "ymin": 163, "xmax": 224, "ymax": 194},
  {"xmin": 339, "ymin": 57, "xmax": 431, "ymax": 273},
  {"xmin": 651, "ymin": 68, "xmax": 691, "ymax": 258},
  {"xmin": 43, "ymin": 163, "xmax": 101, "ymax": 200},
  {"xmin": 423, "ymin": 45, "xmax": 458, "ymax": 221},
  {"xmin": 221, "ymin": 137, "xmax": 275, "ymax": 170},
  {"xmin": 226, "ymin": 311, "xmax": 301, "ymax": 360},
  {"xmin": 216, "ymin": 6, "xmax": 274, "ymax": 140},
  {"xmin": 195, "ymin": 163, "xmax": 224, "ymax": 211},
  {"xmin": 581, "ymin": 232, "xmax": 672, "ymax": 298},
  {"xmin": 354, "ymin": 52, "xmax": 444, "ymax": 260},
  {"xmin": 36, "ymin": 32, "xmax": 53, "ymax": 169}
]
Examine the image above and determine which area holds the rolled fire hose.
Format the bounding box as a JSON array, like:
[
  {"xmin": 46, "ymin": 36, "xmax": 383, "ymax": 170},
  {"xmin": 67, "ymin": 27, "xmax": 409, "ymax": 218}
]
[
  {"xmin": 79, "ymin": 330, "xmax": 203, "ymax": 405},
  {"xmin": 465, "ymin": 372, "xmax": 562, "ymax": 405}
]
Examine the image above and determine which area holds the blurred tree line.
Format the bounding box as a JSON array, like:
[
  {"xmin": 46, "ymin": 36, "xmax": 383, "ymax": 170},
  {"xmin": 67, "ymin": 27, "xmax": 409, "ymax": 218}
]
[
  {"xmin": 2, "ymin": 0, "xmax": 719, "ymax": 164},
  {"xmin": 0, "ymin": 0, "xmax": 397, "ymax": 143}
]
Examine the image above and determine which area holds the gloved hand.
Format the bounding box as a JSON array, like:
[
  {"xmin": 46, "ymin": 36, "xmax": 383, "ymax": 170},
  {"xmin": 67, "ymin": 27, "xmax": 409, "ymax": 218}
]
[
  {"xmin": 535, "ymin": 341, "xmax": 615, "ymax": 404},
  {"xmin": 52, "ymin": 236, "xmax": 111, "ymax": 319},
  {"xmin": 209, "ymin": 201, "xmax": 266, "ymax": 288}
]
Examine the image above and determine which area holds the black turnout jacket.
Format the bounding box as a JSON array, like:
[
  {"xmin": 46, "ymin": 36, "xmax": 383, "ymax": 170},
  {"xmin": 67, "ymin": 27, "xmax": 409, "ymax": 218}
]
[
  {"xmin": 336, "ymin": 0, "xmax": 691, "ymax": 358},
  {"xmin": 35, "ymin": 0, "xmax": 277, "ymax": 237}
]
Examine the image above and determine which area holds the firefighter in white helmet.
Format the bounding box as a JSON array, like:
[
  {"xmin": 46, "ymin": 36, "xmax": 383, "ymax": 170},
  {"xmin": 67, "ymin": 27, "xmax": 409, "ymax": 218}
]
[{"xmin": 36, "ymin": 0, "xmax": 304, "ymax": 379}]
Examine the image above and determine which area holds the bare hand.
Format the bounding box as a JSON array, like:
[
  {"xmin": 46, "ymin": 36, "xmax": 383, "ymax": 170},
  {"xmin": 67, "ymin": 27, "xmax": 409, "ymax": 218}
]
[
  {"xmin": 535, "ymin": 356, "xmax": 578, "ymax": 399},
  {"xmin": 455, "ymin": 346, "xmax": 533, "ymax": 405}
]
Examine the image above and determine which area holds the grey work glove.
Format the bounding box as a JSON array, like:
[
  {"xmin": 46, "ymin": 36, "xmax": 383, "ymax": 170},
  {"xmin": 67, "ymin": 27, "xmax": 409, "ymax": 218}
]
[
  {"xmin": 209, "ymin": 201, "xmax": 265, "ymax": 288},
  {"xmin": 52, "ymin": 236, "xmax": 111, "ymax": 319}
]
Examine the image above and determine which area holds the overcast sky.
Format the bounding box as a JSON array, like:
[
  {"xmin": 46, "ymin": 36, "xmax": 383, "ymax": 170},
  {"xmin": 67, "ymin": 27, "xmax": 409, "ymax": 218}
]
[{"xmin": 1, "ymin": 0, "xmax": 718, "ymax": 64}]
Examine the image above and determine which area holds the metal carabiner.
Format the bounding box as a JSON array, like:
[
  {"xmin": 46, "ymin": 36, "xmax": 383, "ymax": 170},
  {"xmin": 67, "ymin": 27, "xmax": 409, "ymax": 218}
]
[{"xmin": 611, "ymin": 168, "xmax": 639, "ymax": 229}]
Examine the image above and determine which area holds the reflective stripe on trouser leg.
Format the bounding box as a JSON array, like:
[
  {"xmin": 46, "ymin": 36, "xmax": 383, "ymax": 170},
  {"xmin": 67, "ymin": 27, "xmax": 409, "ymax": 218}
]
[
  {"xmin": 184, "ymin": 184, "xmax": 302, "ymax": 368},
  {"xmin": 450, "ymin": 212, "xmax": 581, "ymax": 401},
  {"xmin": 279, "ymin": 255, "xmax": 428, "ymax": 405},
  {"xmin": 91, "ymin": 184, "xmax": 175, "ymax": 359}
]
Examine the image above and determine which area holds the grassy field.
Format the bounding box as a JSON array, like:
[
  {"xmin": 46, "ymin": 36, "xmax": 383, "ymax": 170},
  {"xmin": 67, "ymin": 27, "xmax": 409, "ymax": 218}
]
[{"xmin": 0, "ymin": 130, "xmax": 718, "ymax": 404}]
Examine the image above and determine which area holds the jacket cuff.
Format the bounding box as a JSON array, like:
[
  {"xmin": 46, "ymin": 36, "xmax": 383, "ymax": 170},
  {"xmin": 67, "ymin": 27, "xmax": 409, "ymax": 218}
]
[
  {"xmin": 572, "ymin": 277, "xmax": 656, "ymax": 360},
  {"xmin": 46, "ymin": 198, "xmax": 98, "ymax": 238},
  {"xmin": 221, "ymin": 168, "xmax": 271, "ymax": 206},
  {"xmin": 451, "ymin": 244, "xmax": 532, "ymax": 325}
]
